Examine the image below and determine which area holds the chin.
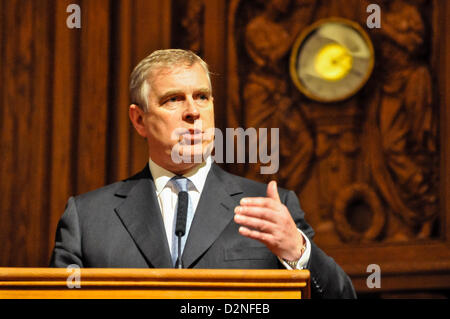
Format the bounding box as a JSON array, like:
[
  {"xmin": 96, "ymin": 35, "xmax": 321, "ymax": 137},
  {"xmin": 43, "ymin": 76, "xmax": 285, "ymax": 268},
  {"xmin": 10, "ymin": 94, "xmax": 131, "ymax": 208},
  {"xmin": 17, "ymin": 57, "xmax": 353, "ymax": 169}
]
[
  {"xmin": 170, "ymin": 145, "xmax": 205, "ymax": 165},
  {"xmin": 181, "ymin": 148, "xmax": 207, "ymax": 164}
]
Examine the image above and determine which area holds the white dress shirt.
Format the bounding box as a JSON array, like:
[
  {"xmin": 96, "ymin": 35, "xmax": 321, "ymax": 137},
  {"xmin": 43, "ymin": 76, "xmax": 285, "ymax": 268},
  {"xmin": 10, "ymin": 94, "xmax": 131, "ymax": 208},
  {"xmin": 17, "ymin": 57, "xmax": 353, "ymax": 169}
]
[
  {"xmin": 148, "ymin": 156, "xmax": 311, "ymax": 269},
  {"xmin": 149, "ymin": 156, "xmax": 212, "ymax": 256}
]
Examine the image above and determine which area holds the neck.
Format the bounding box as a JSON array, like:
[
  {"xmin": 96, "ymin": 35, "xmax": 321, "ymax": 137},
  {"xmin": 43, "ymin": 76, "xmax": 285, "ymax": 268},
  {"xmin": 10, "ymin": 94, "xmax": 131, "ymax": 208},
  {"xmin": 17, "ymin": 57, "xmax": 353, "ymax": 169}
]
[{"xmin": 150, "ymin": 157, "xmax": 206, "ymax": 176}]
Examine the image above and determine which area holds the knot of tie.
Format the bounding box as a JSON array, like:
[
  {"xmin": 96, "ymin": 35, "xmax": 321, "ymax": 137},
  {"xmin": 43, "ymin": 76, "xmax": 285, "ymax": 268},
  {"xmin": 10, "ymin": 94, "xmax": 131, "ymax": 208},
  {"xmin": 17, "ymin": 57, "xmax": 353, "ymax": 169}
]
[{"xmin": 170, "ymin": 176, "xmax": 190, "ymax": 193}]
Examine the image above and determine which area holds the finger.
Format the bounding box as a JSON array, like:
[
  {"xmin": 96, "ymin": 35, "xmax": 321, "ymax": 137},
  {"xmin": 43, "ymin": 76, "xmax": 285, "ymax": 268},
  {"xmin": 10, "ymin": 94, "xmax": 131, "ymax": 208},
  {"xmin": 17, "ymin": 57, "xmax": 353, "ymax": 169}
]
[
  {"xmin": 240, "ymin": 197, "xmax": 281, "ymax": 210},
  {"xmin": 234, "ymin": 213, "xmax": 275, "ymax": 234},
  {"xmin": 234, "ymin": 205, "xmax": 279, "ymax": 223},
  {"xmin": 266, "ymin": 180, "xmax": 281, "ymax": 203},
  {"xmin": 238, "ymin": 226, "xmax": 274, "ymax": 243}
]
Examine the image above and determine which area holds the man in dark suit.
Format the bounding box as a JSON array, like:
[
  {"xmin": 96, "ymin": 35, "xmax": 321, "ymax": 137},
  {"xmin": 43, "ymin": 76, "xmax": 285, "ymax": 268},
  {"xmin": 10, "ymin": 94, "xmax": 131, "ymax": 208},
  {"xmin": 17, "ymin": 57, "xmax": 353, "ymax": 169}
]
[{"xmin": 50, "ymin": 49, "xmax": 356, "ymax": 298}]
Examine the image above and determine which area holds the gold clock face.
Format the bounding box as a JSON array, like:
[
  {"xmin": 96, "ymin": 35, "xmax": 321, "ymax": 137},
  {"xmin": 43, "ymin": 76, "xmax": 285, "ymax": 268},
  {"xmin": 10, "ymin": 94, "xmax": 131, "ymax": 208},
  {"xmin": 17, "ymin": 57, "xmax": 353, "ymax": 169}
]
[{"xmin": 290, "ymin": 18, "xmax": 374, "ymax": 102}]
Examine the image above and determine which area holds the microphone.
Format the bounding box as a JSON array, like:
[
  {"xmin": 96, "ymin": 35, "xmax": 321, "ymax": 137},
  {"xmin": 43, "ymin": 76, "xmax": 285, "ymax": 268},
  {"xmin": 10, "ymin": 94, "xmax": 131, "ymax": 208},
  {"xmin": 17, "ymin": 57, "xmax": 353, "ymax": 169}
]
[{"xmin": 175, "ymin": 191, "xmax": 189, "ymax": 268}]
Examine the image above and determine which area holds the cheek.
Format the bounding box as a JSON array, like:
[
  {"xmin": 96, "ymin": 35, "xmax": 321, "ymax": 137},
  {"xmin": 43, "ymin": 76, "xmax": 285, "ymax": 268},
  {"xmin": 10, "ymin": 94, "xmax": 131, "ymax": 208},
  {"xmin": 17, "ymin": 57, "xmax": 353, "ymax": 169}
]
[
  {"xmin": 144, "ymin": 115, "xmax": 174, "ymax": 143},
  {"xmin": 201, "ymin": 107, "xmax": 215, "ymax": 128}
]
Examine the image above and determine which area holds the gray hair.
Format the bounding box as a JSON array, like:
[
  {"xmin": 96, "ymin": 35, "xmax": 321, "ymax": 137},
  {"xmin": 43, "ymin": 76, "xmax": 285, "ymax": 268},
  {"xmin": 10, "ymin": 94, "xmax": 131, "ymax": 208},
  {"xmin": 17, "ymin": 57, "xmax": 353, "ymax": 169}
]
[{"xmin": 129, "ymin": 49, "xmax": 211, "ymax": 111}]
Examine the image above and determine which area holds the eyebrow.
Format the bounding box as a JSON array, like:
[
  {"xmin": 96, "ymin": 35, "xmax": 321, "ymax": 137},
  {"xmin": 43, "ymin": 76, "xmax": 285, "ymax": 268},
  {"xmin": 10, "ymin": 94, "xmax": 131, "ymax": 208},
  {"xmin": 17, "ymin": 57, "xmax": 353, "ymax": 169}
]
[
  {"xmin": 194, "ymin": 88, "xmax": 212, "ymax": 95},
  {"xmin": 158, "ymin": 88, "xmax": 212, "ymax": 104},
  {"xmin": 158, "ymin": 90, "xmax": 183, "ymax": 104}
]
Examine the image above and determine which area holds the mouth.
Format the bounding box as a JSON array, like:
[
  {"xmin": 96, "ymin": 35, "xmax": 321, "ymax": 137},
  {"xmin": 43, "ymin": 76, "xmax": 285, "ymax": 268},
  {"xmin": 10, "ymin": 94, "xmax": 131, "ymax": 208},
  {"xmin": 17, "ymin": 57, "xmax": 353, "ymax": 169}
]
[{"xmin": 180, "ymin": 128, "xmax": 204, "ymax": 144}]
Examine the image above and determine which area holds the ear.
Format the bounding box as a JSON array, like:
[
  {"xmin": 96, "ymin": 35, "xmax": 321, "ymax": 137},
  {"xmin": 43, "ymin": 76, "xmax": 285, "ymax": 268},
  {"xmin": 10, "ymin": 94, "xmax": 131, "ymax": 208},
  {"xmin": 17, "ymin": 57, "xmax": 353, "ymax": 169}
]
[{"xmin": 129, "ymin": 104, "xmax": 147, "ymax": 138}]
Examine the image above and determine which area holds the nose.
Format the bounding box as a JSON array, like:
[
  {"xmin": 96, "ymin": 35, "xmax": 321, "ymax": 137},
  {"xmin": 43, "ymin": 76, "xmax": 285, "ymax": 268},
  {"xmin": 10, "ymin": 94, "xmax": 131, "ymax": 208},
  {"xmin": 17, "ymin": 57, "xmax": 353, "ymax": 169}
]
[{"xmin": 182, "ymin": 96, "xmax": 200, "ymax": 123}]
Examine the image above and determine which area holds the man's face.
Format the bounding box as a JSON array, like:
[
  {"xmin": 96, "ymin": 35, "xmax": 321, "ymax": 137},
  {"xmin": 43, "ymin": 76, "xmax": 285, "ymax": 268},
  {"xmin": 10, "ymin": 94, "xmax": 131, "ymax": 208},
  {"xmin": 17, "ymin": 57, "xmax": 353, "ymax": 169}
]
[{"xmin": 138, "ymin": 62, "xmax": 215, "ymax": 174}]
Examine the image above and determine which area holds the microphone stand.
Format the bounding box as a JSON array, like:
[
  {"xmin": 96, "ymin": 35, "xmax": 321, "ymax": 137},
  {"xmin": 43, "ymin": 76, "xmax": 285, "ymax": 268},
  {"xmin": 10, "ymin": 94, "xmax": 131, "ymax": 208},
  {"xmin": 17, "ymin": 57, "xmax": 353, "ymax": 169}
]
[
  {"xmin": 174, "ymin": 190, "xmax": 188, "ymax": 269},
  {"xmin": 176, "ymin": 235, "xmax": 183, "ymax": 269}
]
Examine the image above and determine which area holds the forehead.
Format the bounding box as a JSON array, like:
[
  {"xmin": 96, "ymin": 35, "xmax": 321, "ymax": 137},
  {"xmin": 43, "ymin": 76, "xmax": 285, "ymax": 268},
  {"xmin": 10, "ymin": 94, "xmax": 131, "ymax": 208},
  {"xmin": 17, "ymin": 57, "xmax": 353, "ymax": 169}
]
[{"xmin": 148, "ymin": 63, "xmax": 211, "ymax": 95}]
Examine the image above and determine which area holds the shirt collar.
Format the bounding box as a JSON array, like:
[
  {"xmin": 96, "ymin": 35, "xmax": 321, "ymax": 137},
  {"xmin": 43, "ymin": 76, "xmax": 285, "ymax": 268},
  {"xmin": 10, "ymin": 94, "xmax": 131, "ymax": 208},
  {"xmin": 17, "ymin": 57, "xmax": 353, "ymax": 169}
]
[{"xmin": 148, "ymin": 156, "xmax": 212, "ymax": 195}]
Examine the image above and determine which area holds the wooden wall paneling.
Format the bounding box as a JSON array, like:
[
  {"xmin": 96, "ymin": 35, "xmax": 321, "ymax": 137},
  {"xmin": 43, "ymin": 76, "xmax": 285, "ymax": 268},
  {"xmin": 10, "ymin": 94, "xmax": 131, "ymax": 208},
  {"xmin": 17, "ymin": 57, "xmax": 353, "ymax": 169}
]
[
  {"xmin": 2, "ymin": 0, "xmax": 28, "ymax": 265},
  {"xmin": 13, "ymin": 0, "xmax": 32, "ymax": 265},
  {"xmin": 439, "ymin": 0, "xmax": 450, "ymax": 243},
  {"xmin": 431, "ymin": 0, "xmax": 449, "ymax": 241},
  {"xmin": 0, "ymin": 0, "xmax": 19, "ymax": 266},
  {"xmin": 0, "ymin": 0, "xmax": 13, "ymax": 267},
  {"xmin": 333, "ymin": 242, "xmax": 450, "ymax": 292},
  {"xmin": 47, "ymin": 0, "xmax": 82, "ymax": 263},
  {"xmin": 29, "ymin": 0, "xmax": 53, "ymax": 266},
  {"xmin": 0, "ymin": 0, "xmax": 52, "ymax": 266},
  {"xmin": 76, "ymin": 0, "xmax": 110, "ymax": 195},
  {"xmin": 225, "ymin": 0, "xmax": 248, "ymax": 177},
  {"xmin": 0, "ymin": 0, "xmax": 2, "ymax": 128},
  {"xmin": 107, "ymin": 0, "xmax": 133, "ymax": 184},
  {"xmin": 203, "ymin": 0, "xmax": 228, "ymax": 134},
  {"xmin": 429, "ymin": 0, "xmax": 442, "ymax": 240},
  {"xmin": 225, "ymin": 0, "xmax": 240, "ymax": 131},
  {"xmin": 128, "ymin": 0, "xmax": 172, "ymax": 174}
]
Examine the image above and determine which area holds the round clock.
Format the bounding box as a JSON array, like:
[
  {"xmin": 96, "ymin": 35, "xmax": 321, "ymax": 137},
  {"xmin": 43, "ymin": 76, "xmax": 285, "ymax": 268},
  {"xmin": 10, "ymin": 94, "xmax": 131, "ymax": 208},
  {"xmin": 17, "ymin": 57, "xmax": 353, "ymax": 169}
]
[{"xmin": 290, "ymin": 18, "xmax": 374, "ymax": 103}]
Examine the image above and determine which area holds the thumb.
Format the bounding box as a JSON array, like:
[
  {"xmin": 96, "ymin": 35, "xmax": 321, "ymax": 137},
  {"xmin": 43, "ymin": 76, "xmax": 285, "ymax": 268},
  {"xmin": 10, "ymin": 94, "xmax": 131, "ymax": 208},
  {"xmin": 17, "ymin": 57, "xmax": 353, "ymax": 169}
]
[{"xmin": 267, "ymin": 180, "xmax": 281, "ymax": 202}]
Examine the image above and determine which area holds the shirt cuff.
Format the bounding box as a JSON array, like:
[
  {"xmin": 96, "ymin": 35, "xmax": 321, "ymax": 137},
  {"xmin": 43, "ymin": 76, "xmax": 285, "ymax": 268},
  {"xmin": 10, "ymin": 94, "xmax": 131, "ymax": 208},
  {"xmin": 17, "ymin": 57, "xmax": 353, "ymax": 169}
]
[{"xmin": 278, "ymin": 229, "xmax": 311, "ymax": 270}]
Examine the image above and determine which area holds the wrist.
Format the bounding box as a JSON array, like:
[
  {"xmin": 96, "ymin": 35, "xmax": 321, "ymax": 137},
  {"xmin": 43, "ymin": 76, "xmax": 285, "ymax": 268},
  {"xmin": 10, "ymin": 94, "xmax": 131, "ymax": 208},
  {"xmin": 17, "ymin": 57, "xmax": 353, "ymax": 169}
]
[{"xmin": 283, "ymin": 234, "xmax": 306, "ymax": 268}]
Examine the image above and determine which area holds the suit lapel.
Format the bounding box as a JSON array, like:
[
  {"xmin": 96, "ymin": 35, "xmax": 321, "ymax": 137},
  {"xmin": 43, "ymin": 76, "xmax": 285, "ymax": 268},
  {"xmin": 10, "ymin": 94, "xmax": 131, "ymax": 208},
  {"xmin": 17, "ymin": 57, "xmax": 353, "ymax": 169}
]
[
  {"xmin": 114, "ymin": 166, "xmax": 173, "ymax": 268},
  {"xmin": 182, "ymin": 164, "xmax": 243, "ymax": 268}
]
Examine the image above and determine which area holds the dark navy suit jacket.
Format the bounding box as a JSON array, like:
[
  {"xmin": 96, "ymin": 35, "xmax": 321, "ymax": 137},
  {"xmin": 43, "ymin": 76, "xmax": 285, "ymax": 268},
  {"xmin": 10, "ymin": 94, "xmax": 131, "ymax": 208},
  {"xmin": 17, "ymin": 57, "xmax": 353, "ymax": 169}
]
[{"xmin": 50, "ymin": 163, "xmax": 356, "ymax": 298}]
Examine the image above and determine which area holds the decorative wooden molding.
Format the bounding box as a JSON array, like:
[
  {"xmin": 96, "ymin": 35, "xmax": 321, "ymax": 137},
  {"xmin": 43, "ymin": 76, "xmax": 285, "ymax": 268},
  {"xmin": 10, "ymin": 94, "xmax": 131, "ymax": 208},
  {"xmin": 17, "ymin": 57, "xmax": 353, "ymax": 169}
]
[
  {"xmin": 0, "ymin": 268, "xmax": 310, "ymax": 299},
  {"xmin": 331, "ymin": 242, "xmax": 450, "ymax": 292}
]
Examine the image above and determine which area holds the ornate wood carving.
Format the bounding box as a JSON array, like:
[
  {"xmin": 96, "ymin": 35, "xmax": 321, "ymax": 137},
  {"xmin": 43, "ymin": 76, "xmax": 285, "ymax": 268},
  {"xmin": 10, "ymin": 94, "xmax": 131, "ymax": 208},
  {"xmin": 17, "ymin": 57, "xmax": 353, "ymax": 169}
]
[
  {"xmin": 362, "ymin": 0, "xmax": 438, "ymax": 241},
  {"xmin": 225, "ymin": 0, "xmax": 439, "ymax": 246},
  {"xmin": 173, "ymin": 0, "xmax": 205, "ymax": 55}
]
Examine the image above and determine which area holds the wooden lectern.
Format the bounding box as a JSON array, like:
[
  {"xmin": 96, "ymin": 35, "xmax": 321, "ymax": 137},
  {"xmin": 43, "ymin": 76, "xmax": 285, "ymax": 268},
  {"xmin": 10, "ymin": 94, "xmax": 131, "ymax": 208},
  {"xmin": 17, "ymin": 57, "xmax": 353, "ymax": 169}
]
[{"xmin": 0, "ymin": 268, "xmax": 310, "ymax": 299}]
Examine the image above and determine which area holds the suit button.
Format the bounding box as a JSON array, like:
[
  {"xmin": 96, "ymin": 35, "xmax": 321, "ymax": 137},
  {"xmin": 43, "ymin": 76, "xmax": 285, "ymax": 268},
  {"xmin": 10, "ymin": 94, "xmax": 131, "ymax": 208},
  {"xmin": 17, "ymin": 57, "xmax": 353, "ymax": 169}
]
[{"xmin": 312, "ymin": 277, "xmax": 322, "ymax": 293}]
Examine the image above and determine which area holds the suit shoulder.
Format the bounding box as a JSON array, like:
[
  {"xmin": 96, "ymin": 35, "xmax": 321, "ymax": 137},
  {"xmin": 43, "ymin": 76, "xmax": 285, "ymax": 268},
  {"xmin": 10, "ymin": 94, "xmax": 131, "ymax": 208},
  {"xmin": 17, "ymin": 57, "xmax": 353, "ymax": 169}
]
[
  {"xmin": 69, "ymin": 182, "xmax": 122, "ymax": 216},
  {"xmin": 73, "ymin": 166, "xmax": 148, "ymax": 204},
  {"xmin": 74, "ymin": 181, "xmax": 122, "ymax": 202},
  {"xmin": 72, "ymin": 172, "xmax": 146, "ymax": 213}
]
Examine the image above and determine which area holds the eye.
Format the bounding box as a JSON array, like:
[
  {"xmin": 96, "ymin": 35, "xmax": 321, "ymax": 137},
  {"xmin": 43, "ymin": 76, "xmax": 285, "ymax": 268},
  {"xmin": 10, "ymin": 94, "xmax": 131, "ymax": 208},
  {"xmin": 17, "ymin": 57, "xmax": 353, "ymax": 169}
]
[
  {"xmin": 194, "ymin": 92, "xmax": 210, "ymax": 102},
  {"xmin": 162, "ymin": 95, "xmax": 184, "ymax": 106}
]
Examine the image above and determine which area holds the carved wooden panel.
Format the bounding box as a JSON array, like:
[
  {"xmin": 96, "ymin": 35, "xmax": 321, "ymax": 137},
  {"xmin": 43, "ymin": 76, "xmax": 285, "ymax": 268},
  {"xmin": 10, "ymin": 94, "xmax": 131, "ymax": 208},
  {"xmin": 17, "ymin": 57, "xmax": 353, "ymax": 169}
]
[
  {"xmin": 221, "ymin": 0, "xmax": 441, "ymax": 247},
  {"xmin": 173, "ymin": 0, "xmax": 450, "ymax": 294}
]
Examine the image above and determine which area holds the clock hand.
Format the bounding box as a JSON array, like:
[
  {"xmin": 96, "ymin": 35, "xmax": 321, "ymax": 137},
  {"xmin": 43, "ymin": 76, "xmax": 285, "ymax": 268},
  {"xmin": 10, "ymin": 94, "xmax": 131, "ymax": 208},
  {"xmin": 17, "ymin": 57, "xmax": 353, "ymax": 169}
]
[
  {"xmin": 331, "ymin": 52, "xmax": 352, "ymax": 67},
  {"xmin": 349, "ymin": 68, "xmax": 363, "ymax": 76}
]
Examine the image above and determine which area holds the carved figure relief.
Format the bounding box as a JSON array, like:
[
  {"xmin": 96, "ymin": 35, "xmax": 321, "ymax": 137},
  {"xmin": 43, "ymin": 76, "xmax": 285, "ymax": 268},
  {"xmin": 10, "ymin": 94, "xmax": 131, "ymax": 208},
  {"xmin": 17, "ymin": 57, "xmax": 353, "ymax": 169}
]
[
  {"xmin": 240, "ymin": 0, "xmax": 317, "ymax": 187},
  {"xmin": 179, "ymin": 0, "xmax": 205, "ymax": 55},
  {"xmin": 362, "ymin": 0, "xmax": 438, "ymax": 241},
  {"xmin": 177, "ymin": 0, "xmax": 439, "ymax": 245},
  {"xmin": 233, "ymin": 0, "xmax": 438, "ymax": 244}
]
